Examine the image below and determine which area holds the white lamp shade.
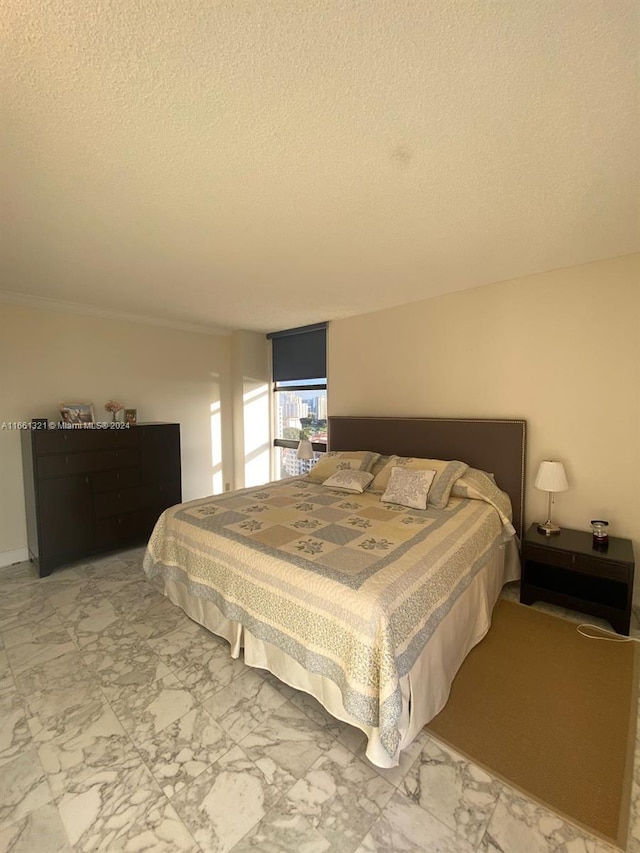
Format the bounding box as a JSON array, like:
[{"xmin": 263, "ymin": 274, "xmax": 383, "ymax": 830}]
[
  {"xmin": 534, "ymin": 461, "xmax": 569, "ymax": 493},
  {"xmin": 296, "ymin": 440, "xmax": 314, "ymax": 460}
]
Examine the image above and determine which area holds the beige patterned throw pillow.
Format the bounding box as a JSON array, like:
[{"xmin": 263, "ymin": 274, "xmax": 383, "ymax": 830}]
[
  {"xmin": 370, "ymin": 456, "xmax": 468, "ymax": 508},
  {"xmin": 381, "ymin": 467, "xmax": 436, "ymax": 510},
  {"xmin": 450, "ymin": 467, "xmax": 497, "ymax": 498},
  {"xmin": 369, "ymin": 454, "xmax": 391, "ymax": 479},
  {"xmin": 450, "ymin": 467, "xmax": 514, "ymax": 531},
  {"xmin": 306, "ymin": 450, "xmax": 380, "ymax": 484},
  {"xmin": 322, "ymin": 470, "xmax": 374, "ymax": 493}
]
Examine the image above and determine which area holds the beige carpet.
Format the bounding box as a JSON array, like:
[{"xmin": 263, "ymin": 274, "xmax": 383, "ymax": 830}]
[{"xmin": 426, "ymin": 599, "xmax": 637, "ymax": 848}]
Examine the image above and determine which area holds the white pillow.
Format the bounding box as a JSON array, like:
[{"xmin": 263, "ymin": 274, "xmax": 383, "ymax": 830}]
[
  {"xmin": 381, "ymin": 467, "xmax": 436, "ymax": 510},
  {"xmin": 322, "ymin": 470, "xmax": 374, "ymax": 493}
]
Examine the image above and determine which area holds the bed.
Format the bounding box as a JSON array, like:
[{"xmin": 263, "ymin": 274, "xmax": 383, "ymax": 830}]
[{"xmin": 143, "ymin": 416, "xmax": 526, "ymax": 768}]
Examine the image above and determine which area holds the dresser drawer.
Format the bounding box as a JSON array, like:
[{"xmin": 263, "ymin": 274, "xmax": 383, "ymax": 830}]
[
  {"xmin": 34, "ymin": 428, "xmax": 138, "ymax": 454},
  {"xmin": 92, "ymin": 467, "xmax": 141, "ymax": 493},
  {"xmin": 157, "ymin": 478, "xmax": 182, "ymax": 507},
  {"xmin": 37, "ymin": 447, "xmax": 139, "ymax": 478},
  {"xmin": 93, "ymin": 485, "xmax": 157, "ymax": 519},
  {"xmin": 524, "ymin": 544, "xmax": 630, "ymax": 582},
  {"xmin": 95, "ymin": 508, "xmax": 160, "ymax": 549}
]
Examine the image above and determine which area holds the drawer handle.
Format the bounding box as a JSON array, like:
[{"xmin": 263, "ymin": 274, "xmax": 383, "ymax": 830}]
[
  {"xmin": 571, "ymin": 554, "xmax": 576, "ymax": 564},
  {"xmin": 116, "ymin": 472, "xmax": 120, "ymax": 480}
]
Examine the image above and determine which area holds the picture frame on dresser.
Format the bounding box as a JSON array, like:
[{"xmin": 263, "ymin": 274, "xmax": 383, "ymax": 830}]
[{"xmin": 60, "ymin": 403, "xmax": 95, "ymax": 425}]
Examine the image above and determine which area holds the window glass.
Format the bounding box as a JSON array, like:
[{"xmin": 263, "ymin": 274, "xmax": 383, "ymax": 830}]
[{"xmin": 273, "ymin": 384, "xmax": 326, "ymax": 480}]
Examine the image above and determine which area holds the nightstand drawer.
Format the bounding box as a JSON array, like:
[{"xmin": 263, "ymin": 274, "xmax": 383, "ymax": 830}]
[{"xmin": 524, "ymin": 544, "xmax": 630, "ymax": 582}]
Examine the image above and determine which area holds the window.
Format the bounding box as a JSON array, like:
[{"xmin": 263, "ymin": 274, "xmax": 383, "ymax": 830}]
[{"xmin": 267, "ymin": 323, "xmax": 327, "ymax": 480}]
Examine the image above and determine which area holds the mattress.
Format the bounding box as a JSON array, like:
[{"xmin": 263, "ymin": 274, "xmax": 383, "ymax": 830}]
[{"xmin": 143, "ymin": 476, "xmax": 519, "ymax": 766}]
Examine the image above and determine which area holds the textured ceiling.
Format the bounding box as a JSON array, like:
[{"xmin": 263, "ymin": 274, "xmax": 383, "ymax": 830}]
[{"xmin": 1, "ymin": 0, "xmax": 638, "ymax": 334}]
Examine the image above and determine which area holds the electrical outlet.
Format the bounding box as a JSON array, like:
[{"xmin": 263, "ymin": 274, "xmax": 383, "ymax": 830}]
[{"xmin": 225, "ymin": 482, "xmax": 231, "ymax": 492}]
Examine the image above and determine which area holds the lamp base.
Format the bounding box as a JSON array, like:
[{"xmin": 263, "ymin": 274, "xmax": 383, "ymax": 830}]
[{"xmin": 537, "ymin": 521, "xmax": 561, "ymax": 536}]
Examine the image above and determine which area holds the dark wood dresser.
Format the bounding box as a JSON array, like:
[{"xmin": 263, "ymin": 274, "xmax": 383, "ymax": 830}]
[{"xmin": 21, "ymin": 423, "xmax": 181, "ymax": 576}]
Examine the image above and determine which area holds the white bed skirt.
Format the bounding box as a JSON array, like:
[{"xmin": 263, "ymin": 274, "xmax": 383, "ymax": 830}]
[{"xmin": 161, "ymin": 537, "xmax": 521, "ymax": 768}]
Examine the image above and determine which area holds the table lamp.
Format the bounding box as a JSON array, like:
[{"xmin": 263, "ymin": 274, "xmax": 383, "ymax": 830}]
[
  {"xmin": 296, "ymin": 439, "xmax": 314, "ymax": 460},
  {"xmin": 534, "ymin": 460, "xmax": 569, "ymax": 535}
]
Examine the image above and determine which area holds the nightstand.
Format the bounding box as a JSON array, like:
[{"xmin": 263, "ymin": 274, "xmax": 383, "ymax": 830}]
[{"xmin": 521, "ymin": 524, "xmax": 635, "ymax": 635}]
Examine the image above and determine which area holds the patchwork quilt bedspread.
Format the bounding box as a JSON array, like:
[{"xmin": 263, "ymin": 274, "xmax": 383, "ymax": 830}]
[{"xmin": 143, "ymin": 477, "xmax": 510, "ymax": 758}]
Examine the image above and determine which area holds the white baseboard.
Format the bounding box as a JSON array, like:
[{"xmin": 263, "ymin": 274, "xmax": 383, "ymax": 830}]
[{"xmin": 0, "ymin": 547, "xmax": 29, "ymax": 569}]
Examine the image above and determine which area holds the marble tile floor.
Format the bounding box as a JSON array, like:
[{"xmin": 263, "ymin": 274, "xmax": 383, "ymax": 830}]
[{"xmin": 0, "ymin": 548, "xmax": 638, "ymax": 853}]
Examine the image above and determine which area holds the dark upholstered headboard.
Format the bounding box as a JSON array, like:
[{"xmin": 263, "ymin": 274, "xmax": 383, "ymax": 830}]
[{"xmin": 328, "ymin": 416, "xmax": 526, "ymax": 540}]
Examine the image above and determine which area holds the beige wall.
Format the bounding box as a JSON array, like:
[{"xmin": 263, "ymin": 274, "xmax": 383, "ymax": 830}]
[
  {"xmin": 0, "ymin": 302, "xmax": 234, "ymax": 565},
  {"xmin": 328, "ymin": 255, "xmax": 640, "ymax": 583},
  {"xmin": 230, "ymin": 330, "xmax": 271, "ymax": 490}
]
